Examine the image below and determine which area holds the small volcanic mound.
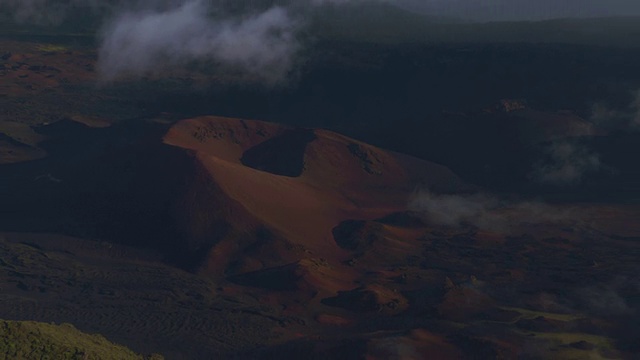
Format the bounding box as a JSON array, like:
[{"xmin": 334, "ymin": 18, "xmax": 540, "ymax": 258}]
[
  {"xmin": 332, "ymin": 220, "xmax": 383, "ymax": 251},
  {"xmin": 321, "ymin": 285, "xmax": 408, "ymax": 314},
  {"xmin": 34, "ymin": 118, "xmax": 96, "ymax": 137},
  {"xmin": 438, "ymin": 280, "xmax": 495, "ymax": 321},
  {"xmin": 228, "ymin": 258, "xmax": 353, "ymax": 295},
  {"xmin": 331, "ymin": 217, "xmax": 423, "ymax": 266}
]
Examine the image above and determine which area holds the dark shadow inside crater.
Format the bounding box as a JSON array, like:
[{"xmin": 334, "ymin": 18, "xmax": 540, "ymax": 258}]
[{"xmin": 240, "ymin": 128, "xmax": 316, "ymax": 177}]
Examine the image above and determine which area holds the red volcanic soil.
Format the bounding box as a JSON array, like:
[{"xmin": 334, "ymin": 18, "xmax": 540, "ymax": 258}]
[
  {"xmin": 2, "ymin": 113, "xmax": 639, "ymax": 358},
  {"xmin": 2, "ymin": 29, "xmax": 640, "ymax": 358},
  {"xmin": 158, "ymin": 116, "xmax": 640, "ymax": 359},
  {"xmin": 163, "ymin": 116, "xmax": 467, "ymax": 278},
  {"xmin": 0, "ymin": 40, "xmax": 96, "ymax": 98}
]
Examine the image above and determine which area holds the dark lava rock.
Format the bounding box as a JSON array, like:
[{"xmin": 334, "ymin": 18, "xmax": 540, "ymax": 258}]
[
  {"xmin": 332, "ymin": 220, "xmax": 383, "ymax": 251},
  {"xmin": 322, "ymin": 285, "xmax": 406, "ymax": 314},
  {"xmin": 515, "ymin": 316, "xmax": 565, "ymax": 332},
  {"xmin": 569, "ymin": 341, "xmax": 595, "ymax": 350}
]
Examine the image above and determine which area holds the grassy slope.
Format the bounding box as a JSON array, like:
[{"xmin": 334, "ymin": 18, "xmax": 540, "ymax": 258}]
[{"xmin": 0, "ymin": 320, "xmax": 163, "ymax": 360}]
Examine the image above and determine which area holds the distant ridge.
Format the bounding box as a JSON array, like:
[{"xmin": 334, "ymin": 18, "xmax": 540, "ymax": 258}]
[{"xmin": 309, "ymin": 7, "xmax": 640, "ymax": 47}]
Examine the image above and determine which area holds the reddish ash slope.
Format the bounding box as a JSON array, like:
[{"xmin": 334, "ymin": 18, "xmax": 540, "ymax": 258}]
[{"xmin": 162, "ymin": 116, "xmax": 467, "ymax": 279}]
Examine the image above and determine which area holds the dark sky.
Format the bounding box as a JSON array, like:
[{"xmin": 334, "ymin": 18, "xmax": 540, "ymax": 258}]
[{"xmin": 398, "ymin": 0, "xmax": 640, "ymax": 21}]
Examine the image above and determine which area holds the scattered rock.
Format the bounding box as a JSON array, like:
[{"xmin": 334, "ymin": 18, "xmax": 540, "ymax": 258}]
[{"xmin": 322, "ymin": 285, "xmax": 408, "ymax": 314}]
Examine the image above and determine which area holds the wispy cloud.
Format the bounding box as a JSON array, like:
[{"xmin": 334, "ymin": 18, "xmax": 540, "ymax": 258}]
[
  {"xmin": 525, "ymin": 89, "xmax": 640, "ymax": 187},
  {"xmin": 409, "ymin": 189, "xmax": 579, "ymax": 231},
  {"xmin": 98, "ymin": 2, "xmax": 299, "ymax": 84},
  {"xmin": 529, "ymin": 140, "xmax": 602, "ymax": 186},
  {"xmin": 590, "ymin": 89, "xmax": 640, "ymax": 131}
]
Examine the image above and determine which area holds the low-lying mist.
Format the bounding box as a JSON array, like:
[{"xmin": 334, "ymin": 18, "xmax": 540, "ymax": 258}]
[{"xmin": 409, "ymin": 188, "xmax": 585, "ymax": 232}]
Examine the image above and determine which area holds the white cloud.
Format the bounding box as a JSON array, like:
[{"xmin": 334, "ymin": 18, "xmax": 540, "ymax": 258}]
[
  {"xmin": 409, "ymin": 189, "xmax": 578, "ymax": 231},
  {"xmin": 98, "ymin": 1, "xmax": 299, "ymax": 84}
]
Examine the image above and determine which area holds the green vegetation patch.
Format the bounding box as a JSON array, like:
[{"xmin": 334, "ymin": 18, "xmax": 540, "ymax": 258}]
[
  {"xmin": 499, "ymin": 306, "xmax": 585, "ymax": 322},
  {"xmin": 0, "ymin": 319, "xmax": 163, "ymax": 360},
  {"xmin": 529, "ymin": 332, "xmax": 616, "ymax": 360}
]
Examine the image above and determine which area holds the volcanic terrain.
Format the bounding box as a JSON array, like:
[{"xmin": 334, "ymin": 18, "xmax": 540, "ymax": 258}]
[
  {"xmin": 1, "ymin": 16, "xmax": 640, "ymax": 360},
  {"xmin": 1, "ymin": 112, "xmax": 638, "ymax": 359}
]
